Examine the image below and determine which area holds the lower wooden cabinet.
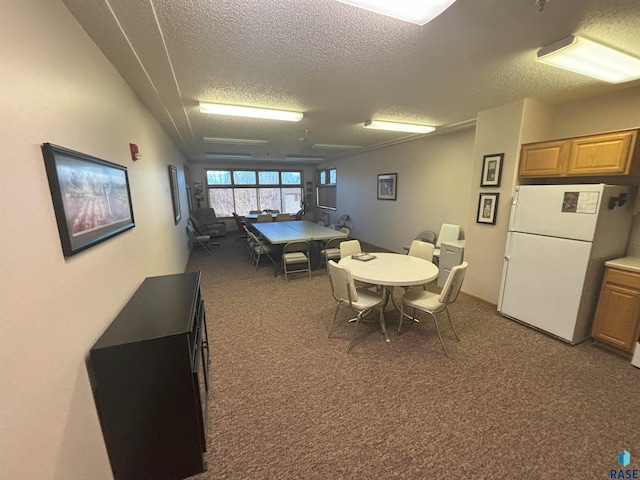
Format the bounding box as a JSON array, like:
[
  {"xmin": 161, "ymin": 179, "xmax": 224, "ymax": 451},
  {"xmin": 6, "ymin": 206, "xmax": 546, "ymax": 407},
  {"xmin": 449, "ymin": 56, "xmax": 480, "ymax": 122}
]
[{"xmin": 592, "ymin": 265, "xmax": 640, "ymax": 355}]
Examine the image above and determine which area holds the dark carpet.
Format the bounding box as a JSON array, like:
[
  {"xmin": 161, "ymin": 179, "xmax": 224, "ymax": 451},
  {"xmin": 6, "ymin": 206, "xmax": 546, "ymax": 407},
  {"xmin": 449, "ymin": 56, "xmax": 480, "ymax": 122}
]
[{"xmin": 186, "ymin": 234, "xmax": 640, "ymax": 480}]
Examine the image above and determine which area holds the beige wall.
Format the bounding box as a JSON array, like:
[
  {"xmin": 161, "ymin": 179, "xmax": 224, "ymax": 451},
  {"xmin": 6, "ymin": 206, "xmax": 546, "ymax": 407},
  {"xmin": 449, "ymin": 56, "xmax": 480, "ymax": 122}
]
[
  {"xmin": 0, "ymin": 1, "xmax": 190, "ymax": 478},
  {"xmin": 318, "ymin": 128, "xmax": 476, "ymax": 252}
]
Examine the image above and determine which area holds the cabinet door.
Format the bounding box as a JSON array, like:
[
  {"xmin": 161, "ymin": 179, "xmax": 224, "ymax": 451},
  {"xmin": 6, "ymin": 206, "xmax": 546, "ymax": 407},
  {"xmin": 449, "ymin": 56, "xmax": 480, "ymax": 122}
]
[
  {"xmin": 592, "ymin": 279, "xmax": 640, "ymax": 353},
  {"xmin": 519, "ymin": 140, "xmax": 568, "ymax": 177},
  {"xmin": 567, "ymin": 130, "xmax": 636, "ymax": 176}
]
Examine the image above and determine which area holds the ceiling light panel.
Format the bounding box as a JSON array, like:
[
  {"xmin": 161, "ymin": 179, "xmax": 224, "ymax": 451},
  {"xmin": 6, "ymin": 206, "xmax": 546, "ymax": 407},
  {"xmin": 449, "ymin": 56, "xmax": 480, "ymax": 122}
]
[
  {"xmin": 364, "ymin": 120, "xmax": 436, "ymax": 134},
  {"xmin": 536, "ymin": 35, "xmax": 640, "ymax": 84},
  {"xmin": 203, "ymin": 137, "xmax": 269, "ymax": 145},
  {"xmin": 334, "ymin": 0, "xmax": 457, "ymax": 26},
  {"xmin": 205, "ymin": 153, "xmax": 253, "ymax": 159},
  {"xmin": 312, "ymin": 144, "xmax": 363, "ymax": 150},
  {"xmin": 199, "ymin": 102, "xmax": 303, "ymax": 121}
]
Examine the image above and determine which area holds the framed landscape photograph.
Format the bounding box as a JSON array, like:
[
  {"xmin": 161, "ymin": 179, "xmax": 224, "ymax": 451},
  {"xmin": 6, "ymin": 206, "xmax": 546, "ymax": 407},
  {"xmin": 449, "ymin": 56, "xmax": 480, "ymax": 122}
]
[
  {"xmin": 169, "ymin": 165, "xmax": 181, "ymax": 225},
  {"xmin": 480, "ymin": 153, "xmax": 504, "ymax": 187},
  {"xmin": 477, "ymin": 192, "xmax": 499, "ymax": 225},
  {"xmin": 377, "ymin": 173, "xmax": 397, "ymax": 200},
  {"xmin": 41, "ymin": 143, "xmax": 135, "ymax": 257}
]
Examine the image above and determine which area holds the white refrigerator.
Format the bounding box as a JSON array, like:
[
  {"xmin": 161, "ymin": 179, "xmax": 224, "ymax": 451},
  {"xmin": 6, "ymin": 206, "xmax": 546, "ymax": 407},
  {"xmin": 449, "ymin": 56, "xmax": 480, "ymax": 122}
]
[{"xmin": 498, "ymin": 184, "xmax": 635, "ymax": 344}]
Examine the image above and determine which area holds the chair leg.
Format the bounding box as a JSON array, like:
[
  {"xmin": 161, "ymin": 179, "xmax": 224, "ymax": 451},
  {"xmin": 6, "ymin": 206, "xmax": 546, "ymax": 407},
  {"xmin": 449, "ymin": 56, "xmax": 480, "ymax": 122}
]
[
  {"xmin": 379, "ymin": 306, "xmax": 389, "ymax": 343},
  {"xmin": 328, "ymin": 302, "xmax": 341, "ymax": 337},
  {"xmin": 429, "ymin": 312, "xmax": 450, "ymax": 357},
  {"xmin": 445, "ymin": 306, "xmax": 460, "ymax": 341},
  {"xmin": 347, "ymin": 311, "xmax": 363, "ymax": 353},
  {"xmin": 398, "ymin": 302, "xmax": 405, "ymax": 333}
]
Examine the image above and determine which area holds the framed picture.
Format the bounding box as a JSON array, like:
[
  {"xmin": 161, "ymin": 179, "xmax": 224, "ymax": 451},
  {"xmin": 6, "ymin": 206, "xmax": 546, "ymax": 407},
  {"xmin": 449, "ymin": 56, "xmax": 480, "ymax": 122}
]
[
  {"xmin": 169, "ymin": 165, "xmax": 181, "ymax": 225},
  {"xmin": 42, "ymin": 143, "xmax": 135, "ymax": 257},
  {"xmin": 377, "ymin": 173, "xmax": 397, "ymax": 200},
  {"xmin": 480, "ymin": 153, "xmax": 504, "ymax": 187},
  {"xmin": 477, "ymin": 193, "xmax": 499, "ymax": 225}
]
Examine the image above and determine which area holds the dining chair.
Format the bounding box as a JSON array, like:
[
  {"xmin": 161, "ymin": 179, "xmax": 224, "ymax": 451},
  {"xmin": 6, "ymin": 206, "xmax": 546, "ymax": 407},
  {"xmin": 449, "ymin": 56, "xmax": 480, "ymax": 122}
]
[
  {"xmin": 403, "ymin": 229, "xmax": 436, "ymax": 253},
  {"xmin": 232, "ymin": 212, "xmax": 248, "ymax": 241},
  {"xmin": 275, "ymin": 213, "xmax": 292, "ymax": 221},
  {"xmin": 408, "ymin": 240, "xmax": 435, "ymax": 262},
  {"xmin": 339, "ymin": 239, "xmax": 362, "ymax": 258},
  {"xmin": 186, "ymin": 222, "xmax": 219, "ymax": 254},
  {"xmin": 398, "ymin": 261, "xmax": 468, "ymax": 357},
  {"xmin": 335, "ymin": 214, "xmax": 350, "ymax": 229},
  {"xmin": 318, "ymin": 237, "xmax": 346, "ymax": 270},
  {"xmin": 327, "ymin": 261, "xmax": 386, "ymax": 353},
  {"xmin": 248, "ymin": 231, "xmax": 277, "ymax": 269},
  {"xmin": 433, "ymin": 224, "xmax": 461, "ymax": 263},
  {"xmin": 256, "ymin": 213, "xmax": 272, "ymax": 223},
  {"xmin": 282, "ymin": 241, "xmax": 311, "ymax": 281}
]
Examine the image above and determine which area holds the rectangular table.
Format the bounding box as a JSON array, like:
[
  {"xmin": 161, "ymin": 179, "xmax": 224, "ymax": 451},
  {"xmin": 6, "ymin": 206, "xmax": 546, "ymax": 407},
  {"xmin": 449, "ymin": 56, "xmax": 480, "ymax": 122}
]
[{"xmin": 251, "ymin": 221, "xmax": 348, "ymax": 274}]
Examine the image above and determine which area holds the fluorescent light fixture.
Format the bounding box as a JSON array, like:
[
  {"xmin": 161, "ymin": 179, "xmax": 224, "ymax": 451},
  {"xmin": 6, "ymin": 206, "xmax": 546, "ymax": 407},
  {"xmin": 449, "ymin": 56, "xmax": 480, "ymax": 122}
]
[
  {"xmin": 203, "ymin": 137, "xmax": 269, "ymax": 146},
  {"xmin": 364, "ymin": 120, "xmax": 435, "ymax": 134},
  {"xmin": 199, "ymin": 102, "xmax": 303, "ymax": 122},
  {"xmin": 536, "ymin": 35, "xmax": 640, "ymax": 84},
  {"xmin": 334, "ymin": 0, "xmax": 457, "ymax": 26},
  {"xmin": 312, "ymin": 144, "xmax": 363, "ymax": 150},
  {"xmin": 205, "ymin": 153, "xmax": 252, "ymax": 160},
  {"xmin": 285, "ymin": 155, "xmax": 324, "ymax": 161}
]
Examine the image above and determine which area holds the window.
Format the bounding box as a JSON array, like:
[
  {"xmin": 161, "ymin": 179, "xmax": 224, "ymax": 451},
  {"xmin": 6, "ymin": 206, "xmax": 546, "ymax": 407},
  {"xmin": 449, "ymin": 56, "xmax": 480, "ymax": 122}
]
[
  {"xmin": 317, "ymin": 167, "xmax": 336, "ymax": 210},
  {"xmin": 206, "ymin": 169, "xmax": 303, "ymax": 217}
]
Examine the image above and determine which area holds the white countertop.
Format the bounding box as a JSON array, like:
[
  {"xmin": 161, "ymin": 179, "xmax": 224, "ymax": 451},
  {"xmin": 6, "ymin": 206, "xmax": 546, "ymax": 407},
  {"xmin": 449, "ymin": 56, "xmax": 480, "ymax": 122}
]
[{"xmin": 605, "ymin": 256, "xmax": 640, "ymax": 273}]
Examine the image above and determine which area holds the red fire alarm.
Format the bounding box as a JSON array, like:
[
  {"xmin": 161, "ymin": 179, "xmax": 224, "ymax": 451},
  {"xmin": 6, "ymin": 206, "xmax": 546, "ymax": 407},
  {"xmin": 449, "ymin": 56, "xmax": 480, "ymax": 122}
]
[{"xmin": 129, "ymin": 143, "xmax": 141, "ymax": 161}]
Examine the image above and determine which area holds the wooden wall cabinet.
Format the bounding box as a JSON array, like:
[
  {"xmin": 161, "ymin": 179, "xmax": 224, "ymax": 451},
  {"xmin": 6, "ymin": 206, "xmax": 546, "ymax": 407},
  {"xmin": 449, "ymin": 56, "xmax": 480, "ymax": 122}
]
[
  {"xmin": 592, "ymin": 263, "xmax": 640, "ymax": 355},
  {"xmin": 89, "ymin": 272, "xmax": 209, "ymax": 480},
  {"xmin": 519, "ymin": 129, "xmax": 639, "ymax": 179}
]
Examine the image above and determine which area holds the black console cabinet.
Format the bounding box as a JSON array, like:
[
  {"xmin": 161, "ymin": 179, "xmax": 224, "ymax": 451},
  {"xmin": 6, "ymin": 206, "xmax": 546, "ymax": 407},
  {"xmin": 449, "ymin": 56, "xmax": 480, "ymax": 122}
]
[{"xmin": 89, "ymin": 272, "xmax": 209, "ymax": 480}]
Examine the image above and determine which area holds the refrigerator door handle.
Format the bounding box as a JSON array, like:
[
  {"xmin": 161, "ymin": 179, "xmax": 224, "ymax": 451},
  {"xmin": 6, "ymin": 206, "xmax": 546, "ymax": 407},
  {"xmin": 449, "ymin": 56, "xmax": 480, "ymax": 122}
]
[{"xmin": 508, "ymin": 187, "xmax": 520, "ymax": 231}]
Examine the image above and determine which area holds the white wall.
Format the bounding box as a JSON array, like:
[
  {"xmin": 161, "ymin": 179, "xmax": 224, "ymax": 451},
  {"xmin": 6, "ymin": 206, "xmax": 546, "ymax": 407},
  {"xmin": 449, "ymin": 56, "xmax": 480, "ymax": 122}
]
[
  {"xmin": 0, "ymin": 1, "xmax": 191, "ymax": 478},
  {"xmin": 319, "ymin": 128, "xmax": 476, "ymax": 252}
]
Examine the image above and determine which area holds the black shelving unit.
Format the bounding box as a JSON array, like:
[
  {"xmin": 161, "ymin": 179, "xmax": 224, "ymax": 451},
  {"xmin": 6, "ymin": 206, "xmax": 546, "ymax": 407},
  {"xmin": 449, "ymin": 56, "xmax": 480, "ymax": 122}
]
[{"xmin": 89, "ymin": 272, "xmax": 209, "ymax": 480}]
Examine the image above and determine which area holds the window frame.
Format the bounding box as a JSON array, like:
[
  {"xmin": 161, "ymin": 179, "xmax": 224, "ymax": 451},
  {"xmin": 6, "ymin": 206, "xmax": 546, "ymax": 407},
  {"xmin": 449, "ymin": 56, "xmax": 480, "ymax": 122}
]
[
  {"xmin": 205, "ymin": 169, "xmax": 304, "ymax": 217},
  {"xmin": 316, "ymin": 167, "xmax": 337, "ymax": 210}
]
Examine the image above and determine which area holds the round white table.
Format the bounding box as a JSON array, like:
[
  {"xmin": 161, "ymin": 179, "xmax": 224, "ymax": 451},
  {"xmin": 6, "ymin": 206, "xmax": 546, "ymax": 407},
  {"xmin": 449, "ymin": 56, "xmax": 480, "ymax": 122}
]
[{"xmin": 338, "ymin": 253, "xmax": 439, "ymax": 342}]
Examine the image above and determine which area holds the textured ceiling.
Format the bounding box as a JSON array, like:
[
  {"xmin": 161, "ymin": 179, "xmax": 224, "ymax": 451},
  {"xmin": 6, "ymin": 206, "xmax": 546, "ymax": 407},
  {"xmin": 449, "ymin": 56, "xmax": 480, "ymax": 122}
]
[{"xmin": 62, "ymin": 0, "xmax": 640, "ymax": 164}]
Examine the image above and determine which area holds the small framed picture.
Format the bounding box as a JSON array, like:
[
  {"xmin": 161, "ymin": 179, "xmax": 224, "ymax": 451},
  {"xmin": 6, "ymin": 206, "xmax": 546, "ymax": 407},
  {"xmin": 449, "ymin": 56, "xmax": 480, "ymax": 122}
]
[
  {"xmin": 377, "ymin": 173, "xmax": 397, "ymax": 200},
  {"xmin": 477, "ymin": 193, "xmax": 499, "ymax": 225},
  {"xmin": 480, "ymin": 153, "xmax": 504, "ymax": 187}
]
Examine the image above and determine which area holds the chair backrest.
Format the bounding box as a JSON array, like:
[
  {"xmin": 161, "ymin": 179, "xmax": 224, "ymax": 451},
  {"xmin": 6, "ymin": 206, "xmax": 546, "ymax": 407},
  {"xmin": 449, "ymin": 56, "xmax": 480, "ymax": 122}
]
[
  {"xmin": 436, "ymin": 224, "xmax": 461, "ymax": 247},
  {"xmin": 192, "ymin": 207, "xmax": 220, "ymax": 225},
  {"xmin": 339, "ymin": 227, "xmax": 350, "ymax": 237},
  {"xmin": 408, "ymin": 240, "xmax": 435, "ymax": 262},
  {"xmin": 283, "ymin": 241, "xmax": 309, "ymax": 254},
  {"xmin": 340, "ymin": 239, "xmax": 362, "ymax": 258},
  {"xmin": 256, "ymin": 213, "xmax": 272, "ymax": 223},
  {"xmin": 328, "ymin": 260, "xmax": 358, "ymax": 304},
  {"xmin": 415, "ymin": 230, "xmax": 436, "ymax": 244},
  {"xmin": 294, "ymin": 209, "xmax": 304, "ymax": 220},
  {"xmin": 439, "ymin": 261, "xmax": 468, "ymax": 305},
  {"xmin": 250, "ymin": 210, "xmax": 262, "ymax": 214},
  {"xmin": 276, "ymin": 213, "xmax": 291, "ymax": 221},
  {"xmin": 325, "ymin": 237, "xmax": 346, "ymax": 250},
  {"xmin": 232, "ymin": 212, "xmax": 245, "ymax": 230},
  {"xmin": 335, "ymin": 214, "xmax": 350, "ymax": 228}
]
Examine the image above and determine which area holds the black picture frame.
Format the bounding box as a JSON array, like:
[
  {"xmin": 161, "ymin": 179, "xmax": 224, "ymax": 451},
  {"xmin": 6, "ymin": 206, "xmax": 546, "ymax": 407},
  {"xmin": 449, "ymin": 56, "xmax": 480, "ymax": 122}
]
[
  {"xmin": 480, "ymin": 153, "xmax": 504, "ymax": 187},
  {"xmin": 169, "ymin": 165, "xmax": 181, "ymax": 225},
  {"xmin": 477, "ymin": 193, "xmax": 499, "ymax": 225},
  {"xmin": 377, "ymin": 173, "xmax": 397, "ymax": 200},
  {"xmin": 42, "ymin": 143, "xmax": 135, "ymax": 257}
]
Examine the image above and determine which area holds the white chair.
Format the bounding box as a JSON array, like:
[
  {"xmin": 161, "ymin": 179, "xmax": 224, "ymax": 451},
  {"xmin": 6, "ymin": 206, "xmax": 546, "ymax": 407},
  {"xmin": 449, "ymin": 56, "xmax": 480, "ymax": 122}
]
[
  {"xmin": 339, "ymin": 239, "xmax": 362, "ymax": 258},
  {"xmin": 327, "ymin": 261, "xmax": 386, "ymax": 352},
  {"xmin": 433, "ymin": 224, "xmax": 461, "ymax": 264},
  {"xmin": 282, "ymin": 241, "xmax": 311, "ymax": 280},
  {"xmin": 399, "ymin": 262, "xmax": 468, "ymax": 357},
  {"xmin": 408, "ymin": 240, "xmax": 435, "ymax": 262}
]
